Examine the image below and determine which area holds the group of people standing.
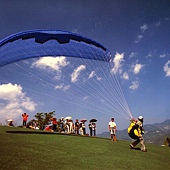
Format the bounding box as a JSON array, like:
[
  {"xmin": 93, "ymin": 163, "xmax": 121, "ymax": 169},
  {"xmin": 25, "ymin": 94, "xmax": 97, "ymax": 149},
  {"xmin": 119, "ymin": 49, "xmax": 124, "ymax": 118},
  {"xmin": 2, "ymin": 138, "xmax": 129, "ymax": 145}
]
[
  {"xmin": 21, "ymin": 112, "xmax": 146, "ymax": 152},
  {"xmin": 45, "ymin": 117, "xmax": 97, "ymax": 136}
]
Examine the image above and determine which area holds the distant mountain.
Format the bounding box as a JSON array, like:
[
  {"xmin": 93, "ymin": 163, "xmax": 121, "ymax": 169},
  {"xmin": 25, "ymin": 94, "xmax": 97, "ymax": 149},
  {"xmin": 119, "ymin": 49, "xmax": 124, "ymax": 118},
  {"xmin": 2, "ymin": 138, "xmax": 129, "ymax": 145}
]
[{"xmin": 98, "ymin": 119, "xmax": 170, "ymax": 145}]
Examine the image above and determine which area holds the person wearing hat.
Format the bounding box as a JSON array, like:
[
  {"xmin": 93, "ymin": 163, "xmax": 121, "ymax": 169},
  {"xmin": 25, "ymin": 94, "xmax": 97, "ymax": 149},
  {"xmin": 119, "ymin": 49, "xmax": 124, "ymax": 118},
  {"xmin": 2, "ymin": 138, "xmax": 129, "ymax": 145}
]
[
  {"xmin": 108, "ymin": 118, "xmax": 117, "ymax": 142},
  {"xmin": 128, "ymin": 116, "xmax": 147, "ymax": 152},
  {"xmin": 8, "ymin": 119, "xmax": 14, "ymax": 127}
]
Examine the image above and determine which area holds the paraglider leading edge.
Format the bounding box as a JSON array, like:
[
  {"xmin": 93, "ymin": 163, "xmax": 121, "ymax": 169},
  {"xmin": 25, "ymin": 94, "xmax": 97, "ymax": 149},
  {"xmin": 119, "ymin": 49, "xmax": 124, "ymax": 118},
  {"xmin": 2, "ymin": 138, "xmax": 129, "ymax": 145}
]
[{"xmin": 0, "ymin": 29, "xmax": 112, "ymax": 67}]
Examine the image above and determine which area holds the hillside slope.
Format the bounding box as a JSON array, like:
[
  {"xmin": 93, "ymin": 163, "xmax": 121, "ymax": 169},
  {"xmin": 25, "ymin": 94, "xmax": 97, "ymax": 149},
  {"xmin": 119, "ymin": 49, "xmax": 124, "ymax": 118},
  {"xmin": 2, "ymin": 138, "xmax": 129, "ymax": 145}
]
[{"xmin": 0, "ymin": 126, "xmax": 170, "ymax": 170}]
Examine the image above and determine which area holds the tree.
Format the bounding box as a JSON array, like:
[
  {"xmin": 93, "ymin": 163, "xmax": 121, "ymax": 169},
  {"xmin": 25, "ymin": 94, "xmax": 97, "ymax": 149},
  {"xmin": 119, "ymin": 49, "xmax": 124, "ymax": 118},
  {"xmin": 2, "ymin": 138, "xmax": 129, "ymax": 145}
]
[{"xmin": 34, "ymin": 111, "xmax": 55, "ymax": 130}]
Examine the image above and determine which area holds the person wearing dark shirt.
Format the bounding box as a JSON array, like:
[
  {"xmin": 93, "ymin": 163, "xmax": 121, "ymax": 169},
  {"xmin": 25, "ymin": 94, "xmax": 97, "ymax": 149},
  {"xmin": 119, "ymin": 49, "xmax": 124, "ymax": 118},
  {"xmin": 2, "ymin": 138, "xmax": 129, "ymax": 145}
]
[
  {"xmin": 88, "ymin": 122, "xmax": 93, "ymax": 136},
  {"xmin": 75, "ymin": 119, "xmax": 79, "ymax": 134},
  {"xmin": 51, "ymin": 117, "xmax": 57, "ymax": 132}
]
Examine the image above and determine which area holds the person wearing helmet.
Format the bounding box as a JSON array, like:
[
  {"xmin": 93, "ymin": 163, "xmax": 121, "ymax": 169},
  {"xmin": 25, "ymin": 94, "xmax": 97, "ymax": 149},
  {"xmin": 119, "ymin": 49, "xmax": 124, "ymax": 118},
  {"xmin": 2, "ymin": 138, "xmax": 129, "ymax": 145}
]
[
  {"xmin": 138, "ymin": 116, "xmax": 143, "ymax": 120},
  {"xmin": 137, "ymin": 116, "xmax": 145, "ymax": 134},
  {"xmin": 127, "ymin": 116, "xmax": 147, "ymax": 152}
]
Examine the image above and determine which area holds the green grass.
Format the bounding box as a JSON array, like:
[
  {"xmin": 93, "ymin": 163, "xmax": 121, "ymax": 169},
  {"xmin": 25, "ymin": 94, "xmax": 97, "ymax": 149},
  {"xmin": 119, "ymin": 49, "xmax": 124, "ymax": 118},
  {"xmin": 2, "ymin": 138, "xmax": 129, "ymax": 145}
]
[{"xmin": 0, "ymin": 126, "xmax": 170, "ymax": 170}]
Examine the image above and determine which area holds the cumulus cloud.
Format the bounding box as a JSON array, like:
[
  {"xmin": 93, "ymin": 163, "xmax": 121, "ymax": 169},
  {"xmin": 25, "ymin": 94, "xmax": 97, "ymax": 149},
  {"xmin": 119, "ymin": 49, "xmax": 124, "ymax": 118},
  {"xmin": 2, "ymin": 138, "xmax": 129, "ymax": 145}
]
[
  {"xmin": 88, "ymin": 71, "xmax": 102, "ymax": 80},
  {"xmin": 129, "ymin": 79, "xmax": 139, "ymax": 90},
  {"xmin": 71, "ymin": 65, "xmax": 86, "ymax": 83},
  {"xmin": 111, "ymin": 53, "xmax": 124, "ymax": 74},
  {"xmin": 55, "ymin": 83, "xmax": 70, "ymax": 91},
  {"xmin": 163, "ymin": 60, "xmax": 170, "ymax": 77},
  {"xmin": 0, "ymin": 83, "xmax": 37, "ymax": 123},
  {"xmin": 31, "ymin": 56, "xmax": 69, "ymax": 71},
  {"xmin": 122, "ymin": 72, "xmax": 129, "ymax": 80},
  {"xmin": 132, "ymin": 63, "xmax": 144, "ymax": 74}
]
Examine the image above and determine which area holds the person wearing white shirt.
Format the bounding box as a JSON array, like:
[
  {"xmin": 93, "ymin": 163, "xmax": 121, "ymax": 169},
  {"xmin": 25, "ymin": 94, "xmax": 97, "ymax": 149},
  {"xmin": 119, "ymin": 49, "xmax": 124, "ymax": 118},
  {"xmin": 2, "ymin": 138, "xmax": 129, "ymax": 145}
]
[{"xmin": 108, "ymin": 118, "xmax": 117, "ymax": 142}]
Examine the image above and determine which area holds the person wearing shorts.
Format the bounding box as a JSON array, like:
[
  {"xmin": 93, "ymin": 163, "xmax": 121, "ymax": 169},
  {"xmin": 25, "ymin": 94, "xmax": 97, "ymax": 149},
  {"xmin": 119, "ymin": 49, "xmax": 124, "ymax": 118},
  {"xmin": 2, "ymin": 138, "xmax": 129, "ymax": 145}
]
[{"xmin": 108, "ymin": 118, "xmax": 117, "ymax": 142}]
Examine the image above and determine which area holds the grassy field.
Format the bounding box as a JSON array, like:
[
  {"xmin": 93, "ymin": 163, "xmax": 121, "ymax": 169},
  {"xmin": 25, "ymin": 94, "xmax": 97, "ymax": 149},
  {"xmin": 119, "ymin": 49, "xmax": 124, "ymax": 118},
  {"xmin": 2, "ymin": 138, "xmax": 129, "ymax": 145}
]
[{"xmin": 0, "ymin": 126, "xmax": 169, "ymax": 170}]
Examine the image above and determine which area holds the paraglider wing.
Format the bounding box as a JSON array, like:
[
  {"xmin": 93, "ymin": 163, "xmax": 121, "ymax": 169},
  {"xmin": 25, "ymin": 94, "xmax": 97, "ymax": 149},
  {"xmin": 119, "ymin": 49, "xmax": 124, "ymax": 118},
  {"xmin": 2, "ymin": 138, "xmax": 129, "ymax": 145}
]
[{"xmin": 0, "ymin": 30, "xmax": 112, "ymax": 67}]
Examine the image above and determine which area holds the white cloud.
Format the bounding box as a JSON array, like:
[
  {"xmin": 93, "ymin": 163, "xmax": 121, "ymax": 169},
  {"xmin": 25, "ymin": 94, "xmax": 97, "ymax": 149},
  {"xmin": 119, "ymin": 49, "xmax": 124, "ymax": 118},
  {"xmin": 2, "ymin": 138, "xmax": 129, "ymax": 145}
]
[
  {"xmin": 111, "ymin": 53, "xmax": 124, "ymax": 74},
  {"xmin": 159, "ymin": 54, "xmax": 166, "ymax": 58},
  {"xmin": 146, "ymin": 51, "xmax": 158, "ymax": 58},
  {"xmin": 140, "ymin": 24, "xmax": 148, "ymax": 33},
  {"xmin": 55, "ymin": 83, "xmax": 70, "ymax": 91},
  {"xmin": 5, "ymin": 102, "xmax": 19, "ymax": 110},
  {"xmin": 54, "ymin": 72, "xmax": 62, "ymax": 80},
  {"xmin": 135, "ymin": 24, "xmax": 147, "ymax": 43},
  {"xmin": 163, "ymin": 60, "xmax": 170, "ymax": 77},
  {"xmin": 0, "ymin": 83, "xmax": 37, "ymax": 123},
  {"xmin": 135, "ymin": 35, "xmax": 143, "ymax": 43},
  {"xmin": 83, "ymin": 96, "xmax": 89, "ymax": 100},
  {"xmin": 129, "ymin": 52, "xmax": 137, "ymax": 58},
  {"xmin": 89, "ymin": 71, "xmax": 96, "ymax": 79},
  {"xmin": 31, "ymin": 56, "xmax": 69, "ymax": 71},
  {"xmin": 21, "ymin": 97, "xmax": 37, "ymax": 111},
  {"xmin": 132, "ymin": 63, "xmax": 144, "ymax": 74},
  {"xmin": 146, "ymin": 52, "xmax": 153, "ymax": 58},
  {"xmin": 72, "ymin": 28, "xmax": 78, "ymax": 33},
  {"xmin": 0, "ymin": 85, "xmax": 21, "ymax": 100},
  {"xmin": 71, "ymin": 65, "xmax": 86, "ymax": 83},
  {"xmin": 88, "ymin": 71, "xmax": 102, "ymax": 80},
  {"xmin": 138, "ymin": 35, "xmax": 143, "ymax": 39},
  {"xmin": 22, "ymin": 60, "xmax": 30, "ymax": 65},
  {"xmin": 156, "ymin": 21, "xmax": 161, "ymax": 27},
  {"xmin": 122, "ymin": 72, "xmax": 129, "ymax": 80},
  {"xmin": 129, "ymin": 80, "xmax": 139, "ymax": 90}
]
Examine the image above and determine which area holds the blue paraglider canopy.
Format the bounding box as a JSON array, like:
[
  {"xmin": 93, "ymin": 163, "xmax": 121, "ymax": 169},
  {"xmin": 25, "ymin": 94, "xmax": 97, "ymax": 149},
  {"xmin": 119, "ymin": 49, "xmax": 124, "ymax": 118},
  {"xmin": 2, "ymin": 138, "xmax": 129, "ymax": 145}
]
[{"xmin": 0, "ymin": 30, "xmax": 112, "ymax": 67}]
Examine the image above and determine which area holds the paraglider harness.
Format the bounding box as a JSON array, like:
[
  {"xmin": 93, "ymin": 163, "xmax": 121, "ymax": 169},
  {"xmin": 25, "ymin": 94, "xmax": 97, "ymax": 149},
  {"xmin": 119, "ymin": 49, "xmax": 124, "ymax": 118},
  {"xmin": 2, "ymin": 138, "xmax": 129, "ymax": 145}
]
[{"xmin": 128, "ymin": 119, "xmax": 144, "ymax": 139}]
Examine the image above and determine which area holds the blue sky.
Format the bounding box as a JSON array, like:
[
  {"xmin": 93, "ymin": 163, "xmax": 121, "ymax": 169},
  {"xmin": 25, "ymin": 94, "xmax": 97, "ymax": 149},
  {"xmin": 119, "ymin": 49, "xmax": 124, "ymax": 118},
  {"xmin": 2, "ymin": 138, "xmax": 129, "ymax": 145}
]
[{"xmin": 0, "ymin": 0, "xmax": 170, "ymax": 133}]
